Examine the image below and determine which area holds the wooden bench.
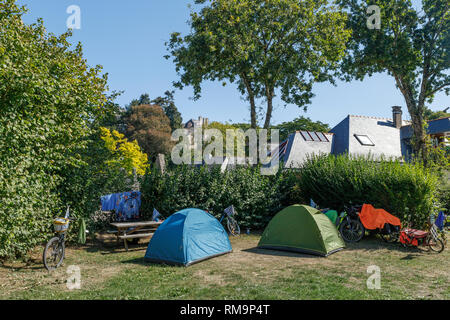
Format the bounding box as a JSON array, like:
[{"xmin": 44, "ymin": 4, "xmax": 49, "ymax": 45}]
[{"xmin": 110, "ymin": 221, "xmax": 163, "ymax": 251}]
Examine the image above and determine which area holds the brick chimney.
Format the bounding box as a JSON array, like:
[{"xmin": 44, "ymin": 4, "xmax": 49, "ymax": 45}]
[{"xmin": 392, "ymin": 106, "xmax": 402, "ymax": 129}]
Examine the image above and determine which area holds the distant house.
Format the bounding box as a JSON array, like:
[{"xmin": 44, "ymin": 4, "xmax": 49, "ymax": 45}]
[
  {"xmin": 184, "ymin": 116, "xmax": 209, "ymax": 129},
  {"xmin": 183, "ymin": 117, "xmax": 210, "ymax": 164},
  {"xmin": 275, "ymin": 106, "xmax": 450, "ymax": 168}
]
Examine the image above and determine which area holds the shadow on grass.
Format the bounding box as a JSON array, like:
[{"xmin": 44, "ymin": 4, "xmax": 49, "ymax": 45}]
[
  {"xmin": 83, "ymin": 240, "xmax": 148, "ymax": 255},
  {"xmin": 242, "ymin": 247, "xmax": 318, "ymax": 259},
  {"xmin": 341, "ymin": 236, "xmax": 411, "ymax": 252},
  {"xmin": 0, "ymin": 259, "xmax": 44, "ymax": 271},
  {"xmin": 338, "ymin": 237, "xmax": 435, "ymax": 261},
  {"xmin": 120, "ymin": 257, "xmax": 185, "ymax": 268},
  {"xmin": 400, "ymin": 253, "xmax": 423, "ymax": 260},
  {"xmin": 243, "ymin": 236, "xmax": 427, "ymax": 260}
]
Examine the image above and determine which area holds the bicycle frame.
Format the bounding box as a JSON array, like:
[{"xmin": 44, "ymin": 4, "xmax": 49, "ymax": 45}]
[{"xmin": 219, "ymin": 212, "xmax": 229, "ymax": 223}]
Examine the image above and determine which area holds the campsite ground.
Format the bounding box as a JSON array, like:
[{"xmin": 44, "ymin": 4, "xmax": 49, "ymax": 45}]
[{"xmin": 1, "ymin": 234, "xmax": 449, "ymax": 300}]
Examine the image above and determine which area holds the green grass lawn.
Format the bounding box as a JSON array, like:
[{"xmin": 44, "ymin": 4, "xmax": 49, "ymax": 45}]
[{"xmin": 1, "ymin": 234, "xmax": 449, "ymax": 300}]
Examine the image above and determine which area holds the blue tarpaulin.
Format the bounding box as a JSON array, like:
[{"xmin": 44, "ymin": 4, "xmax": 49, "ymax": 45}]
[
  {"xmin": 144, "ymin": 208, "xmax": 232, "ymax": 266},
  {"xmin": 100, "ymin": 191, "xmax": 141, "ymax": 221},
  {"xmin": 100, "ymin": 193, "xmax": 118, "ymax": 211},
  {"xmin": 436, "ymin": 211, "xmax": 446, "ymax": 231}
]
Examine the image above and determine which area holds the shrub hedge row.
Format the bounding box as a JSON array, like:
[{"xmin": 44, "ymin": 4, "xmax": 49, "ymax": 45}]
[
  {"xmin": 294, "ymin": 155, "xmax": 441, "ymax": 228},
  {"xmin": 141, "ymin": 155, "xmax": 442, "ymax": 230},
  {"xmin": 140, "ymin": 164, "xmax": 297, "ymax": 229}
]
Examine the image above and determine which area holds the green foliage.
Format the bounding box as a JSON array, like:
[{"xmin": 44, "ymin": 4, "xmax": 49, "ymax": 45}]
[
  {"xmin": 0, "ymin": 1, "xmax": 115, "ymax": 259},
  {"xmin": 140, "ymin": 165, "xmax": 296, "ymax": 229},
  {"xmin": 167, "ymin": 0, "xmax": 351, "ymax": 128},
  {"xmin": 152, "ymin": 91, "xmax": 183, "ymax": 131},
  {"xmin": 127, "ymin": 93, "xmax": 152, "ymax": 109},
  {"xmin": 437, "ymin": 183, "xmax": 449, "ymax": 213},
  {"xmin": 337, "ymin": 0, "xmax": 449, "ymax": 156},
  {"xmin": 125, "ymin": 92, "xmax": 183, "ymax": 132},
  {"xmin": 295, "ymin": 154, "xmax": 440, "ymax": 228},
  {"xmin": 423, "ymin": 107, "xmax": 450, "ymax": 120},
  {"xmin": 124, "ymin": 104, "xmax": 174, "ymax": 158},
  {"xmin": 272, "ymin": 116, "xmax": 330, "ymax": 141},
  {"xmin": 411, "ymin": 133, "xmax": 450, "ymax": 174},
  {"xmin": 100, "ymin": 127, "xmax": 149, "ymax": 176},
  {"xmin": 57, "ymin": 130, "xmax": 135, "ymax": 239}
]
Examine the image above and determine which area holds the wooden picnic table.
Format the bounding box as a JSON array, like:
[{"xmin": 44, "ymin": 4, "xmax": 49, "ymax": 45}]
[{"xmin": 110, "ymin": 221, "xmax": 163, "ymax": 251}]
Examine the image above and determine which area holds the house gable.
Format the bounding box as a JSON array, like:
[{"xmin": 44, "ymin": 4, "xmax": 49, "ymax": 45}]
[
  {"xmin": 347, "ymin": 116, "xmax": 403, "ymax": 159},
  {"xmin": 329, "ymin": 116, "xmax": 350, "ymax": 154}
]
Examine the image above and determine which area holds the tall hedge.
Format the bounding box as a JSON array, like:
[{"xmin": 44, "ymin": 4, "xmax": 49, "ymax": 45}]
[
  {"xmin": 0, "ymin": 1, "xmax": 114, "ymax": 259},
  {"xmin": 141, "ymin": 165, "xmax": 296, "ymax": 229},
  {"xmin": 295, "ymin": 154, "xmax": 440, "ymax": 228}
]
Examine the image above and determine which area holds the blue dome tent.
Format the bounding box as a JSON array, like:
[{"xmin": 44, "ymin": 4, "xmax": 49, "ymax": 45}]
[{"xmin": 144, "ymin": 208, "xmax": 232, "ymax": 266}]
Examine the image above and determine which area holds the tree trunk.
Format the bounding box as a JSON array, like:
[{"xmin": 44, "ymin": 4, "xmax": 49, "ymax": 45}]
[
  {"xmin": 393, "ymin": 74, "xmax": 427, "ymax": 164},
  {"xmin": 241, "ymin": 74, "xmax": 257, "ymax": 129},
  {"xmin": 263, "ymin": 86, "xmax": 274, "ymax": 129},
  {"xmin": 406, "ymin": 99, "xmax": 427, "ymax": 164},
  {"xmin": 250, "ymin": 99, "xmax": 257, "ymax": 129}
]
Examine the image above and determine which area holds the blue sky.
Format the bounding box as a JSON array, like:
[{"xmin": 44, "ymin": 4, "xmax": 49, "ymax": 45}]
[{"xmin": 17, "ymin": 0, "xmax": 448, "ymax": 128}]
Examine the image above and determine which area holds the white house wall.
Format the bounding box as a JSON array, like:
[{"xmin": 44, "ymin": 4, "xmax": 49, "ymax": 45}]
[{"xmin": 348, "ymin": 116, "xmax": 403, "ymax": 160}]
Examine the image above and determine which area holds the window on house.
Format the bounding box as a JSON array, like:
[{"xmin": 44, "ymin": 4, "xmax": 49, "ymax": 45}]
[
  {"xmin": 316, "ymin": 132, "xmax": 329, "ymax": 142},
  {"xmin": 354, "ymin": 134, "xmax": 375, "ymax": 146},
  {"xmin": 300, "ymin": 131, "xmax": 313, "ymax": 141},
  {"xmin": 300, "ymin": 131, "xmax": 329, "ymax": 142},
  {"xmin": 310, "ymin": 132, "xmax": 321, "ymax": 142}
]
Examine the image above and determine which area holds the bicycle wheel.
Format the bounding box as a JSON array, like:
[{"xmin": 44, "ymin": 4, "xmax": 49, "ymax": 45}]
[
  {"xmin": 43, "ymin": 237, "xmax": 65, "ymax": 271},
  {"xmin": 227, "ymin": 216, "xmax": 240, "ymax": 236},
  {"xmin": 428, "ymin": 237, "xmax": 444, "ymax": 253},
  {"xmin": 339, "ymin": 219, "xmax": 365, "ymax": 242}
]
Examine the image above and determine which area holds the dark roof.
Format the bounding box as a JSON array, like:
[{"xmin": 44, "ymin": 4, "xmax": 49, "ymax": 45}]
[{"xmin": 401, "ymin": 117, "xmax": 450, "ymax": 139}]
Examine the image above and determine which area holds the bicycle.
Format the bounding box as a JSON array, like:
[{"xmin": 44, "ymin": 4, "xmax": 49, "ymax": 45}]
[
  {"xmin": 378, "ymin": 223, "xmax": 401, "ymax": 243},
  {"xmin": 336, "ymin": 204, "xmax": 365, "ymax": 242},
  {"xmin": 219, "ymin": 205, "xmax": 240, "ymax": 236},
  {"xmin": 43, "ymin": 206, "xmax": 72, "ymax": 271},
  {"xmin": 400, "ymin": 224, "xmax": 445, "ymax": 253}
]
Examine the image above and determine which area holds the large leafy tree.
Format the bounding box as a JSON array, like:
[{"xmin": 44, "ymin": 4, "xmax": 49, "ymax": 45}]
[
  {"xmin": 273, "ymin": 116, "xmax": 330, "ymax": 141},
  {"xmin": 125, "ymin": 92, "xmax": 183, "ymax": 132},
  {"xmin": 127, "ymin": 93, "xmax": 152, "ymax": 108},
  {"xmin": 124, "ymin": 104, "xmax": 174, "ymax": 157},
  {"xmin": 336, "ymin": 0, "xmax": 449, "ymax": 161},
  {"xmin": 166, "ymin": 0, "xmax": 350, "ymax": 129},
  {"xmin": 0, "ymin": 0, "xmax": 115, "ymax": 258},
  {"xmin": 100, "ymin": 127, "xmax": 149, "ymax": 175},
  {"xmin": 152, "ymin": 90, "xmax": 183, "ymax": 131}
]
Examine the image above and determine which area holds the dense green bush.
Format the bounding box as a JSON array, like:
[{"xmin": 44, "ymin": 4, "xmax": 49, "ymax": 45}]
[
  {"xmin": 0, "ymin": 2, "xmax": 116, "ymax": 260},
  {"xmin": 294, "ymin": 154, "xmax": 440, "ymax": 228},
  {"xmin": 56, "ymin": 131, "xmax": 135, "ymax": 239},
  {"xmin": 141, "ymin": 165, "xmax": 296, "ymax": 229}
]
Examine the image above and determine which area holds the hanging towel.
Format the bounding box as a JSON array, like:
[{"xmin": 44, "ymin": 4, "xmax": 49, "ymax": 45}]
[{"xmin": 78, "ymin": 218, "xmax": 86, "ymax": 244}]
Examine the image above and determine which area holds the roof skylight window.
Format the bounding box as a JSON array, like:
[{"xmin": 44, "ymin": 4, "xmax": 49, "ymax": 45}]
[{"xmin": 354, "ymin": 134, "xmax": 375, "ymax": 146}]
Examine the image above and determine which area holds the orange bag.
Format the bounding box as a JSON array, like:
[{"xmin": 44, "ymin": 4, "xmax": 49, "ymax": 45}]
[{"xmin": 359, "ymin": 204, "xmax": 401, "ymax": 230}]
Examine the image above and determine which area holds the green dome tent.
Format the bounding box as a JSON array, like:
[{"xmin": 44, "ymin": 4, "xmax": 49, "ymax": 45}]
[{"xmin": 258, "ymin": 205, "xmax": 345, "ymax": 257}]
